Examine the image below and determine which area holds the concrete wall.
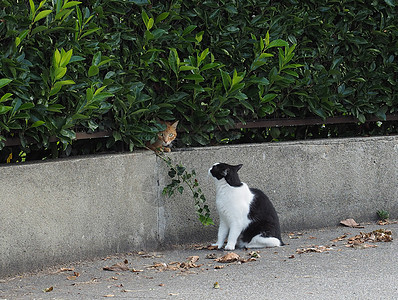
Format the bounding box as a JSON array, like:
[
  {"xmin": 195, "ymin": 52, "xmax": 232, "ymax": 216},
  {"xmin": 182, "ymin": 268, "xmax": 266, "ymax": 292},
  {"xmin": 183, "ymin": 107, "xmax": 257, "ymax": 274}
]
[{"xmin": 1, "ymin": 136, "xmax": 397, "ymax": 277}]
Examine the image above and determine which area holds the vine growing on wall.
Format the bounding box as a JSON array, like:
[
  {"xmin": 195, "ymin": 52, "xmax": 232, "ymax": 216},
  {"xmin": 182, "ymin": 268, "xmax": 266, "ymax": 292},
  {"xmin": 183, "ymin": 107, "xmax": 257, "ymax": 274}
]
[{"xmin": 155, "ymin": 151, "xmax": 213, "ymax": 226}]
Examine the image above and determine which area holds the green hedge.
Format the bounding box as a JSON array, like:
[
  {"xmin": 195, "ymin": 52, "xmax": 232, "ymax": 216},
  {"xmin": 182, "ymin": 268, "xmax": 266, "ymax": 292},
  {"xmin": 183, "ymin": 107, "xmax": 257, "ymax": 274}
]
[{"xmin": 0, "ymin": 0, "xmax": 397, "ymax": 161}]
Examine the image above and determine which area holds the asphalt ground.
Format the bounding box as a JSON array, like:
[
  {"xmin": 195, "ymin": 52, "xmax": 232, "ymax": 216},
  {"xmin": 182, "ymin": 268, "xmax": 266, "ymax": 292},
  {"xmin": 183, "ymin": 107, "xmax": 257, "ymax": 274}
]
[{"xmin": 1, "ymin": 222, "xmax": 397, "ymax": 300}]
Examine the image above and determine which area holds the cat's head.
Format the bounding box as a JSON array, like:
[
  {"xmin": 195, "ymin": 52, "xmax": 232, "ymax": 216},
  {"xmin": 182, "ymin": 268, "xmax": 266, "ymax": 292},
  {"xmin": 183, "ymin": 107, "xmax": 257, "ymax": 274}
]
[
  {"xmin": 209, "ymin": 163, "xmax": 243, "ymax": 187},
  {"xmin": 159, "ymin": 120, "xmax": 178, "ymax": 146}
]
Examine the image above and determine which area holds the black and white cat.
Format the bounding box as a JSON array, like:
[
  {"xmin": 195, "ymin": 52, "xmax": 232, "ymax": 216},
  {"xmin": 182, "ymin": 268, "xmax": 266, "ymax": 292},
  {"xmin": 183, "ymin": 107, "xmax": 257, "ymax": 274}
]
[{"xmin": 209, "ymin": 162, "xmax": 284, "ymax": 250}]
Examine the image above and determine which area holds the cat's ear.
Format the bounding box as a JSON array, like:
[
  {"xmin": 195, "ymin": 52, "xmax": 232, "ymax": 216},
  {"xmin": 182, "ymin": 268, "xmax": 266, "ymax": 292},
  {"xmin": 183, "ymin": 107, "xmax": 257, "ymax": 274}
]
[
  {"xmin": 170, "ymin": 120, "xmax": 179, "ymax": 129},
  {"xmin": 234, "ymin": 164, "xmax": 243, "ymax": 172}
]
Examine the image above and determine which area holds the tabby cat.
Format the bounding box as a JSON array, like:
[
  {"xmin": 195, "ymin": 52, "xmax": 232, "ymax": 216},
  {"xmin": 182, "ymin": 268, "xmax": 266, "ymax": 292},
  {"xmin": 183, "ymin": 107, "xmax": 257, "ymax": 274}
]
[{"xmin": 146, "ymin": 120, "xmax": 179, "ymax": 152}]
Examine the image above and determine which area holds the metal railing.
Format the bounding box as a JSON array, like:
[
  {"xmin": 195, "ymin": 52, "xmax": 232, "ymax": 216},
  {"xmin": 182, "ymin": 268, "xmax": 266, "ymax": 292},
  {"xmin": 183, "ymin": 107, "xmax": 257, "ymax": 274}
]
[{"xmin": 4, "ymin": 114, "xmax": 398, "ymax": 147}]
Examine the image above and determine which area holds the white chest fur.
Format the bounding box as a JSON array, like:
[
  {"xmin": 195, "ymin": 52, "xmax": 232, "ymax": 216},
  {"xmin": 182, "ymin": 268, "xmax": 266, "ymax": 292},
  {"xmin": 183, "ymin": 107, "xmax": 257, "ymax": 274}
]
[{"xmin": 214, "ymin": 179, "xmax": 252, "ymax": 228}]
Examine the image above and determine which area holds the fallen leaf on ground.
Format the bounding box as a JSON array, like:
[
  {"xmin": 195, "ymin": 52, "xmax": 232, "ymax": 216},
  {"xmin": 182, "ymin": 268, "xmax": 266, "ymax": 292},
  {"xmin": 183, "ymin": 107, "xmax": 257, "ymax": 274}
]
[
  {"xmin": 215, "ymin": 252, "xmax": 240, "ymax": 263},
  {"xmin": 137, "ymin": 251, "xmax": 163, "ymax": 258},
  {"xmin": 131, "ymin": 268, "xmax": 144, "ymax": 272},
  {"xmin": 296, "ymin": 245, "xmax": 332, "ymax": 254},
  {"xmin": 147, "ymin": 262, "xmax": 167, "ymax": 269},
  {"xmin": 331, "ymin": 234, "xmax": 348, "ymax": 242},
  {"xmin": 147, "ymin": 258, "xmax": 202, "ymax": 271},
  {"xmin": 187, "ymin": 256, "xmax": 200, "ymax": 263},
  {"xmin": 214, "ymin": 252, "xmax": 257, "ymax": 264},
  {"xmin": 348, "ymin": 229, "xmax": 393, "ymax": 244},
  {"xmin": 43, "ymin": 286, "xmax": 53, "ymax": 292},
  {"xmin": 288, "ymin": 232, "xmax": 304, "ymax": 239},
  {"xmin": 103, "ymin": 295, "xmax": 114, "ymax": 297},
  {"xmin": 57, "ymin": 267, "xmax": 75, "ymax": 272},
  {"xmin": 103, "ymin": 262, "xmax": 130, "ymax": 271},
  {"xmin": 214, "ymin": 265, "xmax": 224, "ymax": 269},
  {"xmin": 340, "ymin": 218, "xmax": 364, "ymax": 228},
  {"xmin": 213, "ymin": 282, "xmax": 220, "ymax": 289},
  {"xmin": 207, "ymin": 245, "xmax": 219, "ymax": 250},
  {"xmin": 249, "ymin": 251, "xmax": 261, "ymax": 258},
  {"xmin": 195, "ymin": 244, "xmax": 218, "ymax": 250},
  {"xmin": 346, "ymin": 243, "xmax": 378, "ymax": 249},
  {"xmin": 66, "ymin": 275, "xmax": 77, "ymax": 280},
  {"xmin": 377, "ymin": 220, "xmax": 398, "ymax": 225},
  {"xmin": 71, "ymin": 278, "xmax": 99, "ymax": 286}
]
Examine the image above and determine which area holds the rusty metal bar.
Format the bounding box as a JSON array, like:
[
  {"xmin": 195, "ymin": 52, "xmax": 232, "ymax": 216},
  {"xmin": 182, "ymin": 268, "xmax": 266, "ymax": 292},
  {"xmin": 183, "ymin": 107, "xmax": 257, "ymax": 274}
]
[
  {"xmin": 3, "ymin": 114, "xmax": 397, "ymax": 147},
  {"xmin": 235, "ymin": 114, "xmax": 398, "ymax": 129},
  {"xmin": 3, "ymin": 131, "xmax": 112, "ymax": 147}
]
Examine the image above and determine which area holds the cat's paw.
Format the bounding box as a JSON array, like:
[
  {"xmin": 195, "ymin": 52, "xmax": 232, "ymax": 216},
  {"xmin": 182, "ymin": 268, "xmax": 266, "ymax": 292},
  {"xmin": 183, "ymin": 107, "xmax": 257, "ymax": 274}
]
[
  {"xmin": 224, "ymin": 244, "xmax": 236, "ymax": 251},
  {"xmin": 212, "ymin": 243, "xmax": 223, "ymax": 249},
  {"xmin": 163, "ymin": 147, "xmax": 171, "ymax": 152}
]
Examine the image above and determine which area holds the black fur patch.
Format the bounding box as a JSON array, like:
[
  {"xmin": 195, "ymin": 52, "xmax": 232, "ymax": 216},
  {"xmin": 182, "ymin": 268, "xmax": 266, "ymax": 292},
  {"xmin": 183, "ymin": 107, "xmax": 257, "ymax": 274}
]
[
  {"xmin": 241, "ymin": 188, "xmax": 284, "ymax": 245},
  {"xmin": 209, "ymin": 163, "xmax": 243, "ymax": 187}
]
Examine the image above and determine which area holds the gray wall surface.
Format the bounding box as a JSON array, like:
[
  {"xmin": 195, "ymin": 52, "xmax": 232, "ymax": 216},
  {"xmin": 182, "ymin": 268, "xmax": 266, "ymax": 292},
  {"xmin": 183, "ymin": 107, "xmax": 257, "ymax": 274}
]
[{"xmin": 1, "ymin": 136, "xmax": 397, "ymax": 277}]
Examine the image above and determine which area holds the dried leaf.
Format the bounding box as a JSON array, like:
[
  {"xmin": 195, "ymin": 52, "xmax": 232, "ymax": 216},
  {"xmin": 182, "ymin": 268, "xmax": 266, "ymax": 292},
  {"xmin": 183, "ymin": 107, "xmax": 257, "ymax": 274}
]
[
  {"xmin": 288, "ymin": 255, "xmax": 295, "ymax": 259},
  {"xmin": 288, "ymin": 232, "xmax": 304, "ymax": 239},
  {"xmin": 215, "ymin": 252, "xmax": 240, "ymax": 263},
  {"xmin": 71, "ymin": 278, "xmax": 99, "ymax": 286},
  {"xmin": 43, "ymin": 286, "xmax": 53, "ymax": 292},
  {"xmin": 179, "ymin": 260, "xmax": 203, "ymax": 269},
  {"xmin": 147, "ymin": 259, "xmax": 202, "ymax": 271},
  {"xmin": 208, "ymin": 245, "xmax": 219, "ymax": 250},
  {"xmin": 239, "ymin": 257, "xmax": 257, "ymax": 263},
  {"xmin": 66, "ymin": 275, "xmax": 77, "ymax": 280},
  {"xmin": 347, "ymin": 229, "xmax": 393, "ymax": 245},
  {"xmin": 193, "ymin": 244, "xmax": 219, "ymax": 250},
  {"xmin": 131, "ymin": 268, "xmax": 144, "ymax": 272},
  {"xmin": 331, "ymin": 234, "xmax": 348, "ymax": 242},
  {"xmin": 147, "ymin": 262, "xmax": 167, "ymax": 269},
  {"xmin": 213, "ymin": 282, "xmax": 220, "ymax": 289},
  {"xmin": 249, "ymin": 251, "xmax": 261, "ymax": 258},
  {"xmin": 346, "ymin": 243, "xmax": 378, "ymax": 249},
  {"xmin": 58, "ymin": 267, "xmax": 75, "ymax": 272},
  {"xmin": 340, "ymin": 218, "xmax": 364, "ymax": 228},
  {"xmin": 296, "ymin": 245, "xmax": 331, "ymax": 254},
  {"xmin": 187, "ymin": 256, "xmax": 200, "ymax": 263},
  {"xmin": 137, "ymin": 251, "xmax": 163, "ymax": 258},
  {"xmin": 103, "ymin": 262, "xmax": 130, "ymax": 271},
  {"xmin": 214, "ymin": 265, "xmax": 224, "ymax": 269},
  {"xmin": 103, "ymin": 295, "xmax": 114, "ymax": 297}
]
